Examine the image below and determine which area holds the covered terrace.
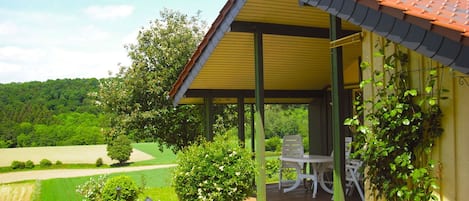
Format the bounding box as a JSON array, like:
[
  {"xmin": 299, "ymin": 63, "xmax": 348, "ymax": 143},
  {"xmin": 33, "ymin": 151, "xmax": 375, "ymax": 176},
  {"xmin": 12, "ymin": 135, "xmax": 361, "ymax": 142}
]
[{"xmin": 169, "ymin": 0, "xmax": 362, "ymax": 200}]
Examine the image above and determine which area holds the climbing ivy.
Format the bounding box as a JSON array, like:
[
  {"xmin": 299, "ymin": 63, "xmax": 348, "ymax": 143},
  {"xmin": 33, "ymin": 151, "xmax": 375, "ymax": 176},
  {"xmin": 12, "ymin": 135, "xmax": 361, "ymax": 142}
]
[{"xmin": 345, "ymin": 41, "xmax": 444, "ymax": 201}]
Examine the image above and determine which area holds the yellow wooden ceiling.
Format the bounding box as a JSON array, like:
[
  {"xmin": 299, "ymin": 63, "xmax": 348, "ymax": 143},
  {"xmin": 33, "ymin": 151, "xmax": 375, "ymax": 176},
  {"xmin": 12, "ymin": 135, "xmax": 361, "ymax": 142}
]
[{"xmin": 175, "ymin": 0, "xmax": 362, "ymax": 104}]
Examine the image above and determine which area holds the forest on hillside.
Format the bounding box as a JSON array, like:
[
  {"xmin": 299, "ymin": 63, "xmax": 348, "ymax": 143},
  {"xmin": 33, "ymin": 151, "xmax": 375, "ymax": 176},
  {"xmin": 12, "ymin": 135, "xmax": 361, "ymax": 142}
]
[
  {"xmin": 0, "ymin": 78, "xmax": 310, "ymax": 150},
  {"xmin": 0, "ymin": 78, "xmax": 109, "ymax": 148}
]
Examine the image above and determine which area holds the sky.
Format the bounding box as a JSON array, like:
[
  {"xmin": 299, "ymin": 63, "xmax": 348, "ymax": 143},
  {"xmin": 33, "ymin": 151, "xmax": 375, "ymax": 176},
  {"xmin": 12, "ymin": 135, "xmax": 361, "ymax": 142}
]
[{"xmin": 0, "ymin": 0, "xmax": 226, "ymax": 84}]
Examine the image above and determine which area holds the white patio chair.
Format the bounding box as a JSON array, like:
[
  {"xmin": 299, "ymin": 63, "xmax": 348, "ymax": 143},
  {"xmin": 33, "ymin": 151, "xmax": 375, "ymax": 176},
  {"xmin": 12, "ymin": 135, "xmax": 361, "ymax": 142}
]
[
  {"xmin": 320, "ymin": 137, "xmax": 353, "ymax": 192},
  {"xmin": 319, "ymin": 137, "xmax": 364, "ymax": 201},
  {"xmin": 345, "ymin": 159, "xmax": 364, "ymax": 201},
  {"xmin": 279, "ymin": 135, "xmax": 304, "ymax": 189}
]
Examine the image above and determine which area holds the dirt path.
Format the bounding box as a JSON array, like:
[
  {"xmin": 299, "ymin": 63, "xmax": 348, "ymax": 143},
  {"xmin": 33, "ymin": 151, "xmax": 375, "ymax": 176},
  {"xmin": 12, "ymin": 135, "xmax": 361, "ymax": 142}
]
[{"xmin": 0, "ymin": 164, "xmax": 177, "ymax": 184}]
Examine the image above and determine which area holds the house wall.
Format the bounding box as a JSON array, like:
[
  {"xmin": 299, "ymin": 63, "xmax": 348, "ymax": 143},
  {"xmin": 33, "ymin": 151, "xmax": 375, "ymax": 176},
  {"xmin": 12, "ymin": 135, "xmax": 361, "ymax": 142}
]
[{"xmin": 361, "ymin": 30, "xmax": 469, "ymax": 201}]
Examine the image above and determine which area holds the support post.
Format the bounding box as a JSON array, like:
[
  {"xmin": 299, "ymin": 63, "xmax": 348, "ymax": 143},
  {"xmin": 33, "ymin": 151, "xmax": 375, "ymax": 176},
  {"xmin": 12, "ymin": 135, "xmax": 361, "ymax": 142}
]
[
  {"xmin": 237, "ymin": 97, "xmax": 245, "ymax": 148},
  {"xmin": 254, "ymin": 31, "xmax": 266, "ymax": 201},
  {"xmin": 330, "ymin": 14, "xmax": 346, "ymax": 201},
  {"xmin": 251, "ymin": 104, "xmax": 255, "ymax": 153},
  {"xmin": 204, "ymin": 97, "xmax": 213, "ymax": 141}
]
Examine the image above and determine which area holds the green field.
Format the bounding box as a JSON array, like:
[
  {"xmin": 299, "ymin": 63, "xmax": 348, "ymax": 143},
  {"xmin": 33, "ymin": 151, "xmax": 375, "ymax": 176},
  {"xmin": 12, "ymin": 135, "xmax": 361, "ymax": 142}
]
[
  {"xmin": 130, "ymin": 142, "xmax": 178, "ymax": 166},
  {"xmin": 40, "ymin": 166, "xmax": 175, "ymax": 201}
]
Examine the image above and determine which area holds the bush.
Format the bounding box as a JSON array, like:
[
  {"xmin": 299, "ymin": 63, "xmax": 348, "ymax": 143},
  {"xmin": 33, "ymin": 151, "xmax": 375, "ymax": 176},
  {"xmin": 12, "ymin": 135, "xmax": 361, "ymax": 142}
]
[
  {"xmin": 107, "ymin": 135, "xmax": 133, "ymax": 165},
  {"xmin": 76, "ymin": 175, "xmax": 108, "ymax": 201},
  {"xmin": 96, "ymin": 158, "xmax": 104, "ymax": 167},
  {"xmin": 265, "ymin": 136, "xmax": 281, "ymax": 152},
  {"xmin": 173, "ymin": 135, "xmax": 255, "ymax": 201},
  {"xmin": 101, "ymin": 175, "xmax": 139, "ymax": 201},
  {"xmin": 55, "ymin": 160, "xmax": 63, "ymax": 165},
  {"xmin": 39, "ymin": 159, "xmax": 52, "ymax": 167},
  {"xmin": 11, "ymin": 160, "xmax": 25, "ymax": 169},
  {"xmin": 25, "ymin": 160, "xmax": 35, "ymax": 169}
]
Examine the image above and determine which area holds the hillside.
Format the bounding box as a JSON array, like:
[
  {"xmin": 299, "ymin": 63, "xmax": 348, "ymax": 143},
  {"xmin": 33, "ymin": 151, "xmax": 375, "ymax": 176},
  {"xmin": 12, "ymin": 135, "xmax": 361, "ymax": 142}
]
[{"xmin": 0, "ymin": 78, "xmax": 109, "ymax": 148}]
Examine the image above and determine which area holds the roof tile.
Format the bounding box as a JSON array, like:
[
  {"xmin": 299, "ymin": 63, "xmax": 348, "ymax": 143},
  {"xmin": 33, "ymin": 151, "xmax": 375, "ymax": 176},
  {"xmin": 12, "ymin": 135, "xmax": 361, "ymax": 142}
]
[{"xmin": 375, "ymin": 0, "xmax": 469, "ymax": 44}]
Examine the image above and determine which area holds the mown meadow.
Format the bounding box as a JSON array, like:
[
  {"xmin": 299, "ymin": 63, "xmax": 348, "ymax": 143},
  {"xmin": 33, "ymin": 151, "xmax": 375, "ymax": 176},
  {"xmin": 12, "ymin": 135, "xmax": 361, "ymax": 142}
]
[{"xmin": 0, "ymin": 142, "xmax": 179, "ymax": 201}]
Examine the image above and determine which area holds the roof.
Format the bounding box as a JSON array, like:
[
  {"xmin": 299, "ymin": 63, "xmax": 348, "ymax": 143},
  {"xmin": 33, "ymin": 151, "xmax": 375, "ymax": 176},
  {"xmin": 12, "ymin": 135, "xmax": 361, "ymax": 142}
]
[
  {"xmin": 357, "ymin": 0, "xmax": 469, "ymax": 46},
  {"xmin": 301, "ymin": 0, "xmax": 469, "ymax": 73},
  {"xmin": 170, "ymin": 0, "xmax": 469, "ymax": 105},
  {"xmin": 169, "ymin": 0, "xmax": 362, "ymax": 105}
]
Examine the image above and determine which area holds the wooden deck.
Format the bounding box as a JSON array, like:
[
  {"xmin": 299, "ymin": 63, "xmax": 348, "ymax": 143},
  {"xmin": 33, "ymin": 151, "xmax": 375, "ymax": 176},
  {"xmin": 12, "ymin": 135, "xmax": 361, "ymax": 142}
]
[{"xmin": 247, "ymin": 183, "xmax": 361, "ymax": 201}]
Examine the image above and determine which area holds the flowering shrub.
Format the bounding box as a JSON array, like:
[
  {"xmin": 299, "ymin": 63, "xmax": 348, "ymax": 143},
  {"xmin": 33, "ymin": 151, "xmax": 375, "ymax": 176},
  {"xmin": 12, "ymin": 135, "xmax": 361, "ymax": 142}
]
[
  {"xmin": 76, "ymin": 175, "xmax": 108, "ymax": 201},
  {"xmin": 173, "ymin": 135, "xmax": 255, "ymax": 201}
]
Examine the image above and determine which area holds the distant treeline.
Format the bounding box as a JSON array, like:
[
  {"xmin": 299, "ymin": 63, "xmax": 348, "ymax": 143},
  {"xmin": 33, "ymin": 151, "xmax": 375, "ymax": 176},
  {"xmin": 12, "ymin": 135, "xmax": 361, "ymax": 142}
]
[{"xmin": 0, "ymin": 78, "xmax": 109, "ymax": 148}]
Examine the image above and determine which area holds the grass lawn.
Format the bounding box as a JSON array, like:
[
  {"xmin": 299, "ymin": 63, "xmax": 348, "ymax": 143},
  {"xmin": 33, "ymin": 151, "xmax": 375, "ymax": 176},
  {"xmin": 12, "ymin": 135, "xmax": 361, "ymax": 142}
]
[
  {"xmin": 40, "ymin": 167, "xmax": 174, "ymax": 201},
  {"xmin": 139, "ymin": 186, "xmax": 178, "ymax": 201},
  {"xmin": 130, "ymin": 142, "xmax": 178, "ymax": 166}
]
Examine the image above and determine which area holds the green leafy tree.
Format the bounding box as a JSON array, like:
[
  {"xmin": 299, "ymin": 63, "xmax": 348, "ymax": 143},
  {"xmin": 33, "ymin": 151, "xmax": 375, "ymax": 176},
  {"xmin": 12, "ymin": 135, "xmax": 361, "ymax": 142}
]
[
  {"xmin": 107, "ymin": 135, "xmax": 133, "ymax": 165},
  {"xmin": 98, "ymin": 9, "xmax": 208, "ymax": 152}
]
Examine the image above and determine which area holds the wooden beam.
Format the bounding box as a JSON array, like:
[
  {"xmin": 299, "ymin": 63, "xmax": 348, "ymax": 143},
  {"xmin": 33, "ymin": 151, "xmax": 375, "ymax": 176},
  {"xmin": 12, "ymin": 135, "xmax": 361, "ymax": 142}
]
[
  {"xmin": 204, "ymin": 97, "xmax": 214, "ymax": 141},
  {"xmin": 184, "ymin": 89, "xmax": 324, "ymax": 98},
  {"xmin": 330, "ymin": 14, "xmax": 346, "ymax": 201},
  {"xmin": 237, "ymin": 97, "xmax": 245, "ymax": 148},
  {"xmin": 231, "ymin": 21, "xmax": 359, "ymax": 38},
  {"xmin": 254, "ymin": 31, "xmax": 266, "ymax": 201}
]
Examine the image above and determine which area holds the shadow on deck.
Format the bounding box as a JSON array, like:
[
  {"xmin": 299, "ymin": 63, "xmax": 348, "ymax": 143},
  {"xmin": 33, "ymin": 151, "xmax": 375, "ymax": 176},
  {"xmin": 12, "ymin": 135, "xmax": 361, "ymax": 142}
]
[{"xmin": 247, "ymin": 183, "xmax": 361, "ymax": 201}]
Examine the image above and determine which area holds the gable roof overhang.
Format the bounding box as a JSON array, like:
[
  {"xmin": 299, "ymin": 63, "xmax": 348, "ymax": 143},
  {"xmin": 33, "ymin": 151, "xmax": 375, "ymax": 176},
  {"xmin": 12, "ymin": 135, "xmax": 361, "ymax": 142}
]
[
  {"xmin": 300, "ymin": 0, "xmax": 469, "ymax": 74},
  {"xmin": 169, "ymin": 0, "xmax": 362, "ymax": 106}
]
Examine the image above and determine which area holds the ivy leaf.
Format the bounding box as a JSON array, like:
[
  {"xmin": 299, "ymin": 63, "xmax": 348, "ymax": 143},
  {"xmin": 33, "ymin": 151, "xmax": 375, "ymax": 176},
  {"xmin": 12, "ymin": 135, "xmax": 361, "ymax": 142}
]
[
  {"xmin": 360, "ymin": 61, "xmax": 370, "ymax": 69},
  {"xmin": 428, "ymin": 98, "xmax": 436, "ymax": 106},
  {"xmin": 374, "ymin": 51, "xmax": 384, "ymax": 57},
  {"xmin": 397, "ymin": 190, "xmax": 404, "ymax": 197},
  {"xmin": 425, "ymin": 86, "xmax": 433, "ymax": 94},
  {"xmin": 402, "ymin": 119, "xmax": 410, "ymax": 125},
  {"xmin": 404, "ymin": 89, "xmax": 417, "ymax": 97},
  {"xmin": 384, "ymin": 63, "xmax": 394, "ymax": 70},
  {"xmin": 344, "ymin": 118, "xmax": 353, "ymax": 126}
]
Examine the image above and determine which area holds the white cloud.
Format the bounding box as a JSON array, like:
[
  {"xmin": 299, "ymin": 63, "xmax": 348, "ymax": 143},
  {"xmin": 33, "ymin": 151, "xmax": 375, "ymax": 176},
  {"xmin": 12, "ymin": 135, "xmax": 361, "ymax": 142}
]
[
  {"xmin": 0, "ymin": 46, "xmax": 46, "ymax": 63},
  {"xmin": 0, "ymin": 46, "xmax": 125, "ymax": 83},
  {"xmin": 67, "ymin": 25, "xmax": 110, "ymax": 43},
  {"xmin": 0, "ymin": 61, "xmax": 21, "ymax": 73},
  {"xmin": 122, "ymin": 30, "xmax": 139, "ymax": 46},
  {"xmin": 0, "ymin": 21, "xmax": 19, "ymax": 35},
  {"xmin": 84, "ymin": 5, "xmax": 134, "ymax": 20}
]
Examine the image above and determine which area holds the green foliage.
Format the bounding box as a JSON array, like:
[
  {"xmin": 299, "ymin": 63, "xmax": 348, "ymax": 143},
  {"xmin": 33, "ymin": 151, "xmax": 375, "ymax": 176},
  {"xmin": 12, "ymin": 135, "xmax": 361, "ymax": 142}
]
[
  {"xmin": 11, "ymin": 160, "xmax": 25, "ymax": 169},
  {"xmin": 96, "ymin": 158, "xmax": 104, "ymax": 167},
  {"xmin": 107, "ymin": 135, "xmax": 133, "ymax": 164},
  {"xmin": 40, "ymin": 159, "xmax": 52, "ymax": 167},
  {"xmin": 25, "ymin": 160, "xmax": 35, "ymax": 169},
  {"xmin": 98, "ymin": 9, "xmax": 209, "ymax": 152},
  {"xmin": 55, "ymin": 160, "xmax": 63, "ymax": 165},
  {"xmin": 173, "ymin": 135, "xmax": 255, "ymax": 201},
  {"xmin": 0, "ymin": 78, "xmax": 105, "ymax": 148},
  {"xmin": 265, "ymin": 136, "xmax": 281, "ymax": 152},
  {"xmin": 76, "ymin": 175, "xmax": 108, "ymax": 201},
  {"xmin": 345, "ymin": 42, "xmax": 443, "ymax": 201},
  {"xmin": 101, "ymin": 175, "xmax": 139, "ymax": 201},
  {"xmin": 264, "ymin": 105, "xmax": 309, "ymax": 150},
  {"xmin": 265, "ymin": 159, "xmax": 281, "ymax": 183}
]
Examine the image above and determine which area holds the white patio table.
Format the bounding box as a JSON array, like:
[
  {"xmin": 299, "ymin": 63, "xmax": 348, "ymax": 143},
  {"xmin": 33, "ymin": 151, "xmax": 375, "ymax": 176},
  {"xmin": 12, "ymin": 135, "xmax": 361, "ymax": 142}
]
[{"xmin": 279, "ymin": 154, "xmax": 333, "ymax": 198}]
